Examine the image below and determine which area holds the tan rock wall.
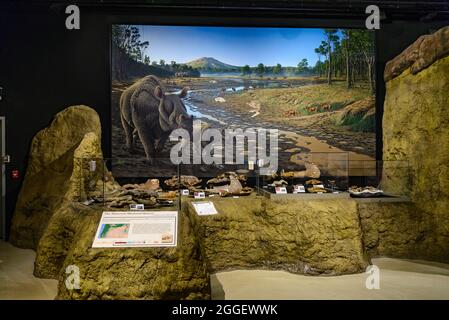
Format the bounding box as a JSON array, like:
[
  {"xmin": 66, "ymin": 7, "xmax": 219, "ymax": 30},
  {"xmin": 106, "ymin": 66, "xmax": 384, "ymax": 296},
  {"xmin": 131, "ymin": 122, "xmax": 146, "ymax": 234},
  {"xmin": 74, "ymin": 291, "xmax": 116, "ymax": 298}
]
[
  {"xmin": 54, "ymin": 204, "xmax": 210, "ymax": 300},
  {"xmin": 357, "ymin": 202, "xmax": 436, "ymax": 259},
  {"xmin": 185, "ymin": 196, "xmax": 369, "ymax": 276},
  {"xmin": 10, "ymin": 106, "xmax": 104, "ymax": 249},
  {"xmin": 381, "ymin": 27, "xmax": 449, "ymax": 262}
]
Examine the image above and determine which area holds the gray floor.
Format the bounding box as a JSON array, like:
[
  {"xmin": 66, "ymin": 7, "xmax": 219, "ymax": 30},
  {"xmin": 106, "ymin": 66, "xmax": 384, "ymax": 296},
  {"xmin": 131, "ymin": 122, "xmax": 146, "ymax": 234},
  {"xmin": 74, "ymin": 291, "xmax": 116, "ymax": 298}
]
[
  {"xmin": 1, "ymin": 240, "xmax": 449, "ymax": 300},
  {"xmin": 0, "ymin": 241, "xmax": 57, "ymax": 299}
]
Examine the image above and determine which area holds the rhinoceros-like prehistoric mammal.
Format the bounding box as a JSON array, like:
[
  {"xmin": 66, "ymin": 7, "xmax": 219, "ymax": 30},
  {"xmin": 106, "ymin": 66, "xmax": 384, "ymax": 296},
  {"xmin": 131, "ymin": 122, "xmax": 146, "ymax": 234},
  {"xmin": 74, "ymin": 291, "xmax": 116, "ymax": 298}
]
[{"xmin": 120, "ymin": 75, "xmax": 193, "ymax": 162}]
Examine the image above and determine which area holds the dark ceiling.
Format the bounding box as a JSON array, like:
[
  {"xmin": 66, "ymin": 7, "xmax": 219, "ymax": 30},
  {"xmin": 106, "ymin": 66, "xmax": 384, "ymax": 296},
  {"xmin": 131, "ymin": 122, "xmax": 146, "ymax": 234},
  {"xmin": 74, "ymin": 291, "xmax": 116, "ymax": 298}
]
[{"xmin": 1, "ymin": 0, "xmax": 449, "ymax": 20}]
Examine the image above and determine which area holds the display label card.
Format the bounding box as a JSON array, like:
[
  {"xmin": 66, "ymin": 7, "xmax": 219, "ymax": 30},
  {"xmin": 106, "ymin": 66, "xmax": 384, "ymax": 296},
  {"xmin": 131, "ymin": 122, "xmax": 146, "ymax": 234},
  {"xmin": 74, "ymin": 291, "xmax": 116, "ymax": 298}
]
[
  {"xmin": 194, "ymin": 192, "xmax": 205, "ymax": 199},
  {"xmin": 293, "ymin": 185, "xmax": 306, "ymax": 193},
  {"xmin": 181, "ymin": 189, "xmax": 190, "ymax": 196},
  {"xmin": 92, "ymin": 211, "xmax": 177, "ymax": 248},
  {"xmin": 129, "ymin": 204, "xmax": 144, "ymax": 211},
  {"xmin": 248, "ymin": 160, "xmax": 255, "ymax": 170},
  {"xmin": 275, "ymin": 186, "xmax": 288, "ymax": 194},
  {"xmin": 89, "ymin": 160, "xmax": 96, "ymax": 172},
  {"xmin": 191, "ymin": 201, "xmax": 218, "ymax": 216}
]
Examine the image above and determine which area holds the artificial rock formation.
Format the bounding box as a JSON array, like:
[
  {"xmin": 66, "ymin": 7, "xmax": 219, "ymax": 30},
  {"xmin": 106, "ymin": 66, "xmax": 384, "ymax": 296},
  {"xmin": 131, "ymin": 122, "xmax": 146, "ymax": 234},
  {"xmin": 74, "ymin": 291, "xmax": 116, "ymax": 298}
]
[
  {"xmin": 357, "ymin": 202, "xmax": 433, "ymax": 258},
  {"xmin": 384, "ymin": 26, "xmax": 449, "ymax": 82},
  {"xmin": 10, "ymin": 105, "xmax": 210, "ymax": 299},
  {"xmin": 380, "ymin": 25, "xmax": 449, "ymax": 262},
  {"xmin": 55, "ymin": 204, "xmax": 210, "ymax": 300},
  {"xmin": 186, "ymin": 197, "xmax": 369, "ymax": 275},
  {"xmin": 10, "ymin": 105, "xmax": 106, "ymax": 248}
]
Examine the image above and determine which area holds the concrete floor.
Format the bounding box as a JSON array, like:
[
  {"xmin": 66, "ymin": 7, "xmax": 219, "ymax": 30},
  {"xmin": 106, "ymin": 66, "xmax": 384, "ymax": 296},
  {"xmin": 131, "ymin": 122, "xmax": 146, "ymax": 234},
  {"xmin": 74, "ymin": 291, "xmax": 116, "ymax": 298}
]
[
  {"xmin": 211, "ymin": 258, "xmax": 449, "ymax": 299},
  {"xmin": 0, "ymin": 241, "xmax": 57, "ymax": 299},
  {"xmin": 1, "ymin": 240, "xmax": 449, "ymax": 300}
]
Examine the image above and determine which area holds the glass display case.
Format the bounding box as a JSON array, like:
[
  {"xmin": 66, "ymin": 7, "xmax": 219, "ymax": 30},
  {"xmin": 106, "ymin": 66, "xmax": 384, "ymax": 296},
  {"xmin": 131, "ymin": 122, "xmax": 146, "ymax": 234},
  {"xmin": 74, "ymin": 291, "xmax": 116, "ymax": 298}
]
[
  {"xmin": 74, "ymin": 155, "xmax": 411, "ymax": 205},
  {"xmin": 178, "ymin": 161, "xmax": 258, "ymax": 198},
  {"xmin": 75, "ymin": 157, "xmax": 180, "ymax": 209},
  {"xmin": 257, "ymin": 152, "xmax": 350, "ymax": 198},
  {"xmin": 256, "ymin": 153, "xmax": 411, "ymax": 199},
  {"xmin": 347, "ymin": 159, "xmax": 411, "ymax": 198}
]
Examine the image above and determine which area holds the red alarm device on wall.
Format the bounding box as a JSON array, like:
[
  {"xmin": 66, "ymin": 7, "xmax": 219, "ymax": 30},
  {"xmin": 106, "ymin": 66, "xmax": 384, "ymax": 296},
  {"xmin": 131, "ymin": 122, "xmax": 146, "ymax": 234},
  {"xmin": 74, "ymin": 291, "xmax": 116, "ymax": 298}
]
[{"xmin": 11, "ymin": 169, "xmax": 20, "ymax": 179}]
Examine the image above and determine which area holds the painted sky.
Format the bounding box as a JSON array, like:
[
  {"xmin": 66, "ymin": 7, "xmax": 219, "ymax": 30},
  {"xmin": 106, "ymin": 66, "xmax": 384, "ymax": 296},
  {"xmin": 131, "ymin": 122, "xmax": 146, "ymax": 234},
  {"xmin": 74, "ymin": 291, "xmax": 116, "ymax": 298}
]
[{"xmin": 133, "ymin": 25, "xmax": 339, "ymax": 67}]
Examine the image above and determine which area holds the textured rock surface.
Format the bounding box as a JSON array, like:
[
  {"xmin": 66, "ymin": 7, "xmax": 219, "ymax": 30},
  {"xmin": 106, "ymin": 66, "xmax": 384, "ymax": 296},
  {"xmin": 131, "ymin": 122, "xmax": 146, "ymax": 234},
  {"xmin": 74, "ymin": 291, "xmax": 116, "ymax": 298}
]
[
  {"xmin": 185, "ymin": 196, "xmax": 369, "ymax": 276},
  {"xmin": 26, "ymin": 106, "xmax": 101, "ymax": 178},
  {"xmin": 381, "ymin": 25, "xmax": 449, "ymax": 262},
  {"xmin": 11, "ymin": 105, "xmax": 210, "ymax": 300},
  {"xmin": 384, "ymin": 26, "xmax": 449, "ymax": 82},
  {"xmin": 358, "ymin": 202, "xmax": 434, "ymax": 259},
  {"xmin": 53, "ymin": 204, "xmax": 210, "ymax": 300},
  {"xmin": 10, "ymin": 106, "xmax": 104, "ymax": 248}
]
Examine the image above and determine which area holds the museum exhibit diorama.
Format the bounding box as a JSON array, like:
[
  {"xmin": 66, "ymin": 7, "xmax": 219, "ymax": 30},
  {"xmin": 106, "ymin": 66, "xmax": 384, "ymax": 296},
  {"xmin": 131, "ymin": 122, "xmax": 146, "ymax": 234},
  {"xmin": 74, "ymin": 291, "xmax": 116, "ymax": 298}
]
[{"xmin": 1, "ymin": 0, "xmax": 449, "ymax": 303}]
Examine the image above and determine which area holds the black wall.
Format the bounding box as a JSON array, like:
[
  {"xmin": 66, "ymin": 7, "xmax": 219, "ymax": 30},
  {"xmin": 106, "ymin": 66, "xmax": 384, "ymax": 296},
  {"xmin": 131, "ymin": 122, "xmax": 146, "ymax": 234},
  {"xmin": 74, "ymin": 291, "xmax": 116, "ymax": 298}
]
[{"xmin": 0, "ymin": 5, "xmax": 447, "ymax": 239}]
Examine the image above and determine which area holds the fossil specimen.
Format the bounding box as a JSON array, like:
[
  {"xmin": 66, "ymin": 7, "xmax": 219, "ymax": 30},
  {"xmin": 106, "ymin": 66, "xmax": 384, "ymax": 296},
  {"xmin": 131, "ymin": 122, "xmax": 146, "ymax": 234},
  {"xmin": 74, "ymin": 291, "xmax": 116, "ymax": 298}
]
[
  {"xmin": 164, "ymin": 175, "xmax": 202, "ymax": 189},
  {"xmin": 281, "ymin": 162, "xmax": 321, "ymax": 179}
]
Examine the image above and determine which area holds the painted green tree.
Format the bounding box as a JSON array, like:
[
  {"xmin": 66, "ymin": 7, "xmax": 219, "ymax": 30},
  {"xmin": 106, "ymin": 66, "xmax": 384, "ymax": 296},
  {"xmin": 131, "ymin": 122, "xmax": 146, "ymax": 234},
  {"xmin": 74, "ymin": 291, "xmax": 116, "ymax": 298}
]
[
  {"xmin": 241, "ymin": 64, "xmax": 251, "ymax": 76},
  {"xmin": 273, "ymin": 63, "xmax": 282, "ymax": 75},
  {"xmin": 351, "ymin": 30, "xmax": 376, "ymax": 94},
  {"xmin": 112, "ymin": 25, "xmax": 149, "ymax": 62},
  {"xmin": 112, "ymin": 25, "xmax": 150, "ymax": 80},
  {"xmin": 313, "ymin": 29, "xmax": 375, "ymax": 93},
  {"xmin": 297, "ymin": 59, "xmax": 308, "ymax": 74},
  {"xmin": 256, "ymin": 63, "xmax": 265, "ymax": 77},
  {"xmin": 323, "ymin": 29, "xmax": 339, "ymax": 84},
  {"xmin": 342, "ymin": 30, "xmax": 352, "ymax": 88}
]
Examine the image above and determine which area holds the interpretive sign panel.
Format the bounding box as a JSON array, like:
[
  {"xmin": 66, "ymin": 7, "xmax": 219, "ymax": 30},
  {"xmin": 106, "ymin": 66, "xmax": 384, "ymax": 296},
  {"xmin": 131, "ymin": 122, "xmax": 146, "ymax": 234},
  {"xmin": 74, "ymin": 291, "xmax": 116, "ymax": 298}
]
[{"xmin": 92, "ymin": 211, "xmax": 177, "ymax": 248}]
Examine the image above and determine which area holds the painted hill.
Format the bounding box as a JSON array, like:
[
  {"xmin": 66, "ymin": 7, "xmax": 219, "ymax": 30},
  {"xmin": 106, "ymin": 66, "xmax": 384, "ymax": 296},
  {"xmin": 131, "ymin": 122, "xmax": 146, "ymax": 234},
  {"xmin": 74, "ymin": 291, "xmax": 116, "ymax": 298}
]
[{"xmin": 186, "ymin": 57, "xmax": 239, "ymax": 70}]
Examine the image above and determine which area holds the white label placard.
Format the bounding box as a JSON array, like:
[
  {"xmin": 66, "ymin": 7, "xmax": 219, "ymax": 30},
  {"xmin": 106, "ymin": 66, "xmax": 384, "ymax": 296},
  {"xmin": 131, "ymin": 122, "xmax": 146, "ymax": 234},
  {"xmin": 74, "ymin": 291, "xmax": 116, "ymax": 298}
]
[
  {"xmin": 129, "ymin": 204, "xmax": 144, "ymax": 210},
  {"xmin": 293, "ymin": 185, "xmax": 306, "ymax": 193},
  {"xmin": 275, "ymin": 186, "xmax": 288, "ymax": 194},
  {"xmin": 191, "ymin": 201, "xmax": 218, "ymax": 216},
  {"xmin": 181, "ymin": 189, "xmax": 190, "ymax": 196},
  {"xmin": 248, "ymin": 160, "xmax": 255, "ymax": 171},
  {"xmin": 194, "ymin": 192, "xmax": 205, "ymax": 199},
  {"xmin": 92, "ymin": 211, "xmax": 177, "ymax": 248}
]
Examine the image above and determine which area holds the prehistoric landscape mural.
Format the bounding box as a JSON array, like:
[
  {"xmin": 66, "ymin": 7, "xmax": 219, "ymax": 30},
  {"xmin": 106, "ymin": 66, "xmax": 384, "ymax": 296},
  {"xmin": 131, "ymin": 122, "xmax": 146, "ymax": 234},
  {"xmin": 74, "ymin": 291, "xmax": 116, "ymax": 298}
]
[{"xmin": 111, "ymin": 25, "xmax": 376, "ymax": 178}]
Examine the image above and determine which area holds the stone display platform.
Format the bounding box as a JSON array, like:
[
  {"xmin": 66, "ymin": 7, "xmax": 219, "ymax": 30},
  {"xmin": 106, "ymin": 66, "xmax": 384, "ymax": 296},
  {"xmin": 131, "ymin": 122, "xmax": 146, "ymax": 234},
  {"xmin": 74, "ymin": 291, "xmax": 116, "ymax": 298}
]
[
  {"xmin": 11, "ymin": 190, "xmax": 440, "ymax": 300},
  {"xmin": 184, "ymin": 196, "xmax": 369, "ymax": 275},
  {"xmin": 52, "ymin": 203, "xmax": 210, "ymax": 300},
  {"xmin": 36, "ymin": 194, "xmax": 377, "ymax": 299},
  {"xmin": 33, "ymin": 194, "xmax": 426, "ymax": 299}
]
